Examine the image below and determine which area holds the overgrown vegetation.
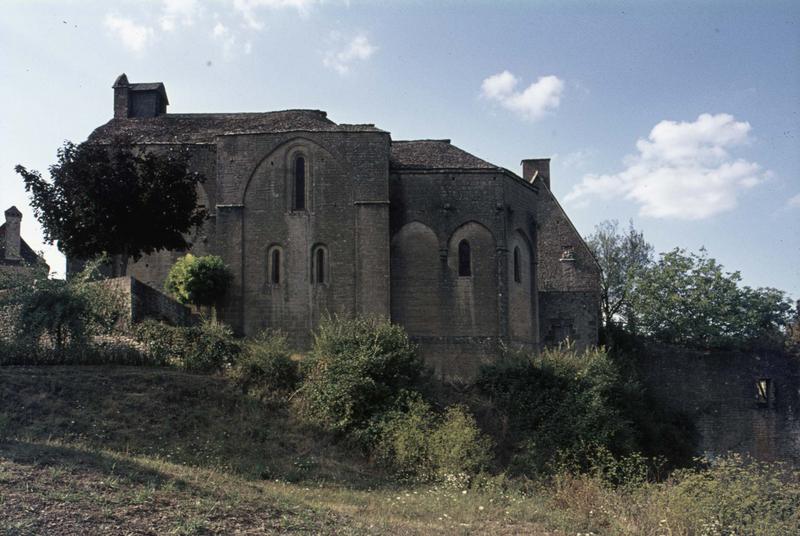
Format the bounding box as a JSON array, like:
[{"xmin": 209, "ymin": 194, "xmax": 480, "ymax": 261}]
[
  {"xmin": 230, "ymin": 329, "xmax": 299, "ymax": 399},
  {"xmin": 163, "ymin": 253, "xmax": 233, "ymax": 314},
  {"xmin": 1, "ymin": 366, "xmax": 797, "ymax": 535},
  {"xmin": 133, "ymin": 319, "xmax": 240, "ymax": 373},
  {"xmin": 477, "ymin": 345, "xmax": 696, "ymax": 478}
]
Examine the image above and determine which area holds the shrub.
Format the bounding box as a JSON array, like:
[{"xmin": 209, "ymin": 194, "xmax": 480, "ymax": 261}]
[
  {"xmin": 377, "ymin": 398, "xmax": 493, "ymax": 483},
  {"xmin": 134, "ymin": 319, "xmax": 240, "ymax": 373},
  {"xmin": 477, "ymin": 345, "xmax": 636, "ymax": 477},
  {"xmin": 232, "ymin": 330, "xmax": 299, "ymax": 398},
  {"xmin": 164, "ymin": 254, "xmax": 233, "ymax": 312},
  {"xmin": 15, "ymin": 279, "xmax": 91, "ymax": 353},
  {"xmin": 299, "ymin": 315, "xmax": 423, "ymax": 443},
  {"xmin": 657, "ymin": 454, "xmax": 800, "ymax": 535},
  {"xmin": 429, "ymin": 405, "xmax": 494, "ymax": 480}
]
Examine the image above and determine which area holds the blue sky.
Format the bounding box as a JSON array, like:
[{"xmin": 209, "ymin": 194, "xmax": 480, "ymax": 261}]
[{"xmin": 1, "ymin": 0, "xmax": 798, "ymax": 298}]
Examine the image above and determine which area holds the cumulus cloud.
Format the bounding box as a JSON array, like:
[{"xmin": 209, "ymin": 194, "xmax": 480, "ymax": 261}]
[
  {"xmin": 323, "ymin": 33, "xmax": 377, "ymax": 75},
  {"xmin": 104, "ymin": 14, "xmax": 154, "ymax": 53},
  {"xmin": 481, "ymin": 71, "xmax": 564, "ymax": 121},
  {"xmin": 788, "ymin": 193, "xmax": 800, "ymax": 208},
  {"xmin": 565, "ymin": 113, "xmax": 767, "ymax": 220},
  {"xmin": 160, "ymin": 0, "xmax": 199, "ymax": 31},
  {"xmin": 233, "ymin": 0, "xmax": 317, "ymax": 29}
]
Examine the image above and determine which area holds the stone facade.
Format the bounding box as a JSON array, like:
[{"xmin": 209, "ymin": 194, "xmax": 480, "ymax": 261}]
[{"xmin": 78, "ymin": 75, "xmax": 601, "ymax": 378}]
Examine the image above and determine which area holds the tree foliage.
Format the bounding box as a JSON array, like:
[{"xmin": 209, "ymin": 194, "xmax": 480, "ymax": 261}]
[
  {"xmin": 16, "ymin": 139, "xmax": 206, "ymax": 275},
  {"xmin": 164, "ymin": 254, "xmax": 233, "ymax": 308},
  {"xmin": 585, "ymin": 219, "xmax": 653, "ymax": 331},
  {"xmin": 634, "ymin": 248, "xmax": 795, "ymax": 349}
]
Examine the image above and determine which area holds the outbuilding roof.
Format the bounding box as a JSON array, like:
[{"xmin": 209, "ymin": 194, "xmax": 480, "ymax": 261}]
[{"xmin": 390, "ymin": 139, "xmax": 499, "ymax": 170}]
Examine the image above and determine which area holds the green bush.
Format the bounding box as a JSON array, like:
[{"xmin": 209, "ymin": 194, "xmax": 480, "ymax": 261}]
[
  {"xmin": 659, "ymin": 454, "xmax": 800, "ymax": 535},
  {"xmin": 478, "ymin": 346, "xmax": 631, "ymax": 476},
  {"xmin": 134, "ymin": 319, "xmax": 240, "ymax": 373},
  {"xmin": 15, "ymin": 280, "xmax": 91, "ymax": 353},
  {"xmin": 377, "ymin": 398, "xmax": 493, "ymax": 483},
  {"xmin": 164, "ymin": 254, "xmax": 233, "ymax": 311},
  {"xmin": 232, "ymin": 330, "xmax": 299, "ymax": 398},
  {"xmin": 299, "ymin": 315, "xmax": 423, "ymax": 443}
]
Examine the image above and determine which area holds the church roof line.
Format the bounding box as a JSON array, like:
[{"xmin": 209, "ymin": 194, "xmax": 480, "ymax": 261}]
[{"xmin": 88, "ymin": 110, "xmax": 386, "ymax": 144}]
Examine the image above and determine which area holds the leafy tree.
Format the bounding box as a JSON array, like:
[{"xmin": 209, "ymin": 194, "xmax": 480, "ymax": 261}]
[
  {"xmin": 634, "ymin": 248, "xmax": 795, "ymax": 349},
  {"xmin": 16, "ymin": 139, "xmax": 206, "ymax": 276},
  {"xmin": 164, "ymin": 254, "xmax": 233, "ymax": 314},
  {"xmin": 585, "ymin": 219, "xmax": 653, "ymax": 333}
]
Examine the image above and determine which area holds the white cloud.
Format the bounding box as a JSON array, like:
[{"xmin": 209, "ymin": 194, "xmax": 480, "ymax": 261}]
[
  {"xmin": 212, "ymin": 21, "xmax": 236, "ymax": 58},
  {"xmin": 232, "ymin": 0, "xmax": 317, "ymax": 29},
  {"xmin": 788, "ymin": 193, "xmax": 800, "ymax": 208},
  {"xmin": 565, "ymin": 113, "xmax": 767, "ymax": 220},
  {"xmin": 480, "ymin": 71, "xmax": 564, "ymax": 121},
  {"xmin": 323, "ymin": 33, "xmax": 376, "ymax": 75},
  {"xmin": 104, "ymin": 14, "xmax": 155, "ymax": 53},
  {"xmin": 560, "ymin": 149, "xmax": 597, "ymax": 171},
  {"xmin": 160, "ymin": 0, "xmax": 199, "ymax": 31}
]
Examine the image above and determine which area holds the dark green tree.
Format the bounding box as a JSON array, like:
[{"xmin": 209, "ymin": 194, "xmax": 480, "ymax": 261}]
[
  {"xmin": 634, "ymin": 247, "xmax": 795, "ymax": 349},
  {"xmin": 16, "ymin": 139, "xmax": 206, "ymax": 276}
]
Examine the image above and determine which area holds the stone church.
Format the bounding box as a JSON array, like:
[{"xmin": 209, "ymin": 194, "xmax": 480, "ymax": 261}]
[{"xmin": 82, "ymin": 74, "xmax": 600, "ymax": 378}]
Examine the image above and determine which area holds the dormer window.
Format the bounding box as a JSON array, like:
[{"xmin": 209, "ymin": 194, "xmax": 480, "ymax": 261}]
[{"xmin": 293, "ymin": 156, "xmax": 306, "ymax": 211}]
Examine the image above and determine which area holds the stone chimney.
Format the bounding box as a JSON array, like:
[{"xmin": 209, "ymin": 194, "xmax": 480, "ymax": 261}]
[
  {"xmin": 113, "ymin": 73, "xmax": 131, "ymax": 119},
  {"xmin": 521, "ymin": 158, "xmax": 551, "ymax": 190},
  {"xmin": 4, "ymin": 206, "xmax": 22, "ymax": 261}
]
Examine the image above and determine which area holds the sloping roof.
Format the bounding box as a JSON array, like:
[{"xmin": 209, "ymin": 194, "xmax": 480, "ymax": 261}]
[
  {"xmin": 390, "ymin": 140, "xmax": 498, "ymax": 170},
  {"xmin": 88, "ymin": 111, "xmax": 384, "ymax": 144},
  {"xmin": 0, "ymin": 222, "xmax": 48, "ymax": 268}
]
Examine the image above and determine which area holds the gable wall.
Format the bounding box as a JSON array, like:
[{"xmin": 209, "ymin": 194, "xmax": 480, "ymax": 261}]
[{"xmin": 535, "ymin": 181, "xmax": 600, "ymax": 350}]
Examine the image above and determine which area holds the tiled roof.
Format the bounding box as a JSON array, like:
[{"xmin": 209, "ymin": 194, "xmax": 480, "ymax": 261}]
[
  {"xmin": 390, "ymin": 140, "xmax": 498, "ymax": 170},
  {"xmin": 88, "ymin": 111, "xmax": 384, "ymax": 144}
]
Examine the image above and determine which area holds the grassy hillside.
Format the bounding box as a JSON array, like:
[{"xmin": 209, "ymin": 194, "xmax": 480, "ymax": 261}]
[
  {"xmin": 0, "ymin": 367, "xmax": 552, "ymax": 535},
  {"xmin": 2, "ymin": 366, "xmax": 798, "ymax": 535}
]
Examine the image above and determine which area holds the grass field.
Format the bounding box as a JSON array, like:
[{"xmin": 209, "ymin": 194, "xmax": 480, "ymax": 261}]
[
  {"xmin": 2, "ymin": 366, "xmax": 798, "ymax": 535},
  {"xmin": 0, "ymin": 367, "xmax": 555, "ymax": 535}
]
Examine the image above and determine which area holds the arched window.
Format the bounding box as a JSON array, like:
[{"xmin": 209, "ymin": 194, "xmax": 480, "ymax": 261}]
[
  {"xmin": 293, "ymin": 155, "xmax": 306, "ymax": 210},
  {"xmin": 458, "ymin": 239, "xmax": 471, "ymax": 277},
  {"xmin": 270, "ymin": 248, "xmax": 281, "ymax": 284},
  {"xmin": 312, "ymin": 245, "xmax": 328, "ymax": 284},
  {"xmin": 513, "ymin": 246, "xmax": 521, "ymax": 283}
]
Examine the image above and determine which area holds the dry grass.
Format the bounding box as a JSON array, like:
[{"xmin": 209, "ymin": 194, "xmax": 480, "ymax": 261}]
[
  {"xmin": 0, "ymin": 367, "xmax": 553, "ymax": 535},
  {"xmin": 1, "ymin": 366, "xmax": 797, "ymax": 535}
]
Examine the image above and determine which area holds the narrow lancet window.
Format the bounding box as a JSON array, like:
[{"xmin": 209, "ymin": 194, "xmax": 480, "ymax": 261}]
[
  {"xmin": 458, "ymin": 239, "xmax": 471, "ymax": 277},
  {"xmin": 270, "ymin": 249, "xmax": 281, "ymax": 284},
  {"xmin": 513, "ymin": 246, "xmax": 521, "ymax": 283},
  {"xmin": 313, "ymin": 246, "xmax": 326, "ymax": 284},
  {"xmin": 294, "ymin": 156, "xmax": 306, "ymax": 210}
]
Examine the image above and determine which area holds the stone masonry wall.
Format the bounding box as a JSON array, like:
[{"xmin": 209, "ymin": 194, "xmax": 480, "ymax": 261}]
[
  {"xmin": 635, "ymin": 346, "xmax": 800, "ymax": 463},
  {"xmin": 390, "ymin": 169, "xmax": 540, "ymax": 378}
]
